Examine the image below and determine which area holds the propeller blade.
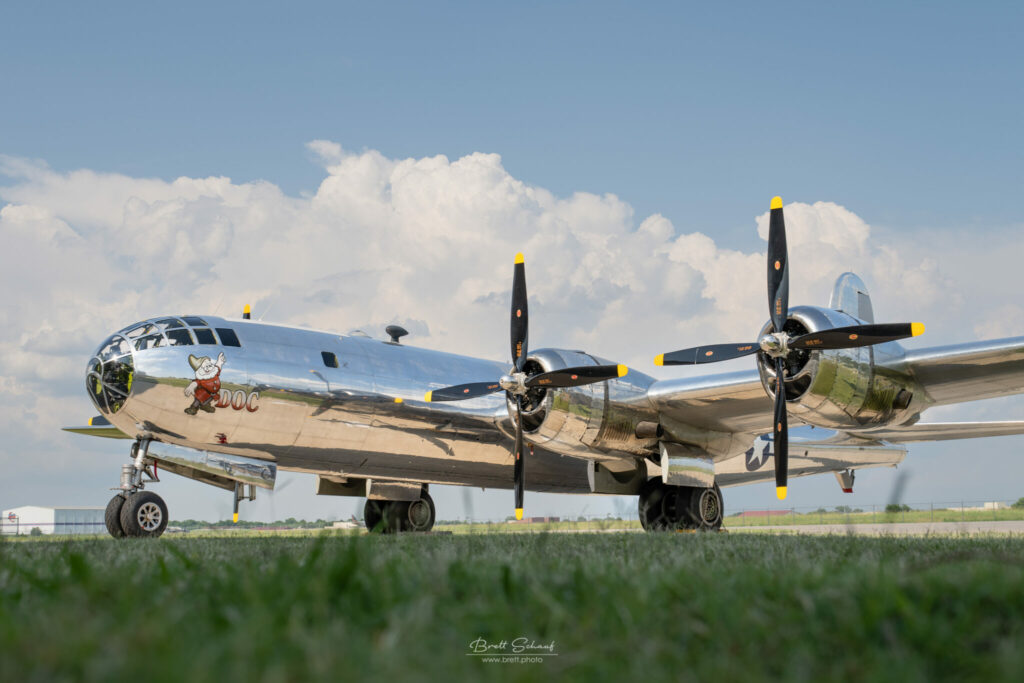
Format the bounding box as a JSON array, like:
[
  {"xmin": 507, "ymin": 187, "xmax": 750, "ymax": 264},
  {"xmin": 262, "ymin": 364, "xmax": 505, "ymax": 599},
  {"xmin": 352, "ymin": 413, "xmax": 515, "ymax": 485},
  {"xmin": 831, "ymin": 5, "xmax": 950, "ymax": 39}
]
[
  {"xmin": 513, "ymin": 396, "xmax": 524, "ymax": 520},
  {"xmin": 526, "ymin": 364, "xmax": 627, "ymax": 388},
  {"xmin": 773, "ymin": 357, "xmax": 788, "ymax": 500},
  {"xmin": 424, "ymin": 381, "xmax": 503, "ymax": 402},
  {"xmin": 789, "ymin": 322, "xmax": 925, "ymax": 350},
  {"xmin": 767, "ymin": 196, "xmax": 789, "ymax": 333},
  {"xmin": 654, "ymin": 343, "xmax": 759, "ymax": 366},
  {"xmin": 511, "ymin": 253, "xmax": 529, "ymax": 371}
]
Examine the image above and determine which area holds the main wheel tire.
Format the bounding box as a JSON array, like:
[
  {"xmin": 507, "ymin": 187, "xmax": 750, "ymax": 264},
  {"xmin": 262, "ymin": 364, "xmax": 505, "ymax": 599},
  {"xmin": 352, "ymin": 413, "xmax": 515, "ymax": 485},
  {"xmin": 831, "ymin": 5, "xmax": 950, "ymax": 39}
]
[
  {"xmin": 400, "ymin": 492, "xmax": 435, "ymax": 532},
  {"xmin": 119, "ymin": 491, "xmax": 169, "ymax": 538},
  {"xmin": 664, "ymin": 487, "xmax": 698, "ymax": 531},
  {"xmin": 639, "ymin": 478, "xmax": 671, "ymax": 531},
  {"xmin": 364, "ymin": 499, "xmax": 385, "ymax": 533},
  {"xmin": 105, "ymin": 495, "xmax": 127, "ymax": 538},
  {"xmin": 383, "ymin": 501, "xmax": 409, "ymax": 534},
  {"xmin": 686, "ymin": 484, "xmax": 724, "ymax": 531}
]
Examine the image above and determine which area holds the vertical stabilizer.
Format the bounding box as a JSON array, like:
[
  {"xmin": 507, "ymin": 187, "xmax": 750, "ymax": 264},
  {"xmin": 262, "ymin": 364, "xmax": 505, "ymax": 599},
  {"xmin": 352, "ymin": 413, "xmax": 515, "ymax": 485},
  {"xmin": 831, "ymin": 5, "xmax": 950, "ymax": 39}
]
[{"xmin": 829, "ymin": 272, "xmax": 874, "ymax": 323}]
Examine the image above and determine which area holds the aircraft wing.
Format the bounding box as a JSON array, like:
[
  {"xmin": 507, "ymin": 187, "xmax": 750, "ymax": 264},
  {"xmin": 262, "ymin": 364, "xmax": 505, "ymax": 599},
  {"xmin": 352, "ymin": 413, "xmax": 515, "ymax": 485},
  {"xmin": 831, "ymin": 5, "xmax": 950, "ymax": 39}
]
[
  {"xmin": 902, "ymin": 336, "xmax": 1024, "ymax": 407},
  {"xmin": 645, "ymin": 370, "xmax": 774, "ymax": 458},
  {"xmin": 849, "ymin": 421, "xmax": 1024, "ymax": 443}
]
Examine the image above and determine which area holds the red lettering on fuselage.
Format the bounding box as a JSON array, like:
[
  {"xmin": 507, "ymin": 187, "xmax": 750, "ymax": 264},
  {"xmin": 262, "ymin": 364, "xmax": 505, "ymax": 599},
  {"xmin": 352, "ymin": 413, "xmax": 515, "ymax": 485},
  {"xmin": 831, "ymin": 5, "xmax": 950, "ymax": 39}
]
[{"xmin": 215, "ymin": 388, "xmax": 260, "ymax": 412}]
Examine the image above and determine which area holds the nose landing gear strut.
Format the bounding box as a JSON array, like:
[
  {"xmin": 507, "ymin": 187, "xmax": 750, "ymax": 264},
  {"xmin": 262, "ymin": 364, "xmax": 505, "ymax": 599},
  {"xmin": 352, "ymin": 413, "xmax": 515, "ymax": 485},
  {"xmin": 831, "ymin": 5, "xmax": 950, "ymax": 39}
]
[{"xmin": 105, "ymin": 439, "xmax": 168, "ymax": 538}]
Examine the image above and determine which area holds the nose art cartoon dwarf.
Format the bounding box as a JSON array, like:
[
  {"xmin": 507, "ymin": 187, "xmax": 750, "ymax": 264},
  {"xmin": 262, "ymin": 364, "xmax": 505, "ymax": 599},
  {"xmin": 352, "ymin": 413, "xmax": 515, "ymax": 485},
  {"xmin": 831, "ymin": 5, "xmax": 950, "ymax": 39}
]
[{"xmin": 184, "ymin": 352, "xmax": 226, "ymax": 415}]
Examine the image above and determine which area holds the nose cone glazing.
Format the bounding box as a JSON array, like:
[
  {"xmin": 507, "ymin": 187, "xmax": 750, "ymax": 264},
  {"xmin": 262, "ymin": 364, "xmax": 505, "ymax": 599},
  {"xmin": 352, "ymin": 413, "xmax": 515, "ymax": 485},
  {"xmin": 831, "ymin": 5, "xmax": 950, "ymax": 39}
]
[{"xmin": 87, "ymin": 333, "xmax": 135, "ymax": 415}]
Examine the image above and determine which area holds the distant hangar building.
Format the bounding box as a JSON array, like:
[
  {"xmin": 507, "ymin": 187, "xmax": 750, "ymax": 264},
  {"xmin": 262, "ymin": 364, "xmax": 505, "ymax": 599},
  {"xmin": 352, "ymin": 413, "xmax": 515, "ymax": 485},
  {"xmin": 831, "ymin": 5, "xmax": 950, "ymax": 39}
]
[{"xmin": 1, "ymin": 506, "xmax": 105, "ymax": 536}]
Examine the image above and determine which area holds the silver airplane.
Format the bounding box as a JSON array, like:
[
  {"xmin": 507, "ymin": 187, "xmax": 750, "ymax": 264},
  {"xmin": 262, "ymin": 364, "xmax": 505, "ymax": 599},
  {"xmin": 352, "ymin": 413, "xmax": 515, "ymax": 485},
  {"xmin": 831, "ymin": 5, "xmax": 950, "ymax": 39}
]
[{"xmin": 66, "ymin": 198, "xmax": 1024, "ymax": 537}]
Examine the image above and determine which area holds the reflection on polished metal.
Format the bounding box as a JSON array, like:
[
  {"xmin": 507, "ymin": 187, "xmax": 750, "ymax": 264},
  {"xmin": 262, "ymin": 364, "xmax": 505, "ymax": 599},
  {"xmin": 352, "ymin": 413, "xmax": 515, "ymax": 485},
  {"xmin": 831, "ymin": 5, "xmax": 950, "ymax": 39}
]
[
  {"xmin": 498, "ymin": 374, "xmax": 525, "ymax": 394},
  {"xmin": 758, "ymin": 333, "xmax": 787, "ymax": 357},
  {"xmin": 660, "ymin": 442, "xmax": 715, "ymax": 488},
  {"xmin": 366, "ymin": 480, "xmax": 424, "ymax": 502},
  {"xmin": 144, "ymin": 440, "xmax": 276, "ymax": 491},
  {"xmin": 829, "ymin": 272, "xmax": 874, "ymax": 323},
  {"xmin": 834, "ymin": 468, "xmax": 855, "ymax": 493}
]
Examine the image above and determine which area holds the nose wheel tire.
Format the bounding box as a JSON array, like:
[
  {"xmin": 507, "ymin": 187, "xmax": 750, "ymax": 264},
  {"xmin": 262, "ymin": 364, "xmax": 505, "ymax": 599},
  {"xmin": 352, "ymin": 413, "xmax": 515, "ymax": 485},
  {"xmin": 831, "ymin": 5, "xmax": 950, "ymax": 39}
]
[
  {"xmin": 119, "ymin": 491, "xmax": 169, "ymax": 538},
  {"xmin": 105, "ymin": 494, "xmax": 127, "ymax": 538}
]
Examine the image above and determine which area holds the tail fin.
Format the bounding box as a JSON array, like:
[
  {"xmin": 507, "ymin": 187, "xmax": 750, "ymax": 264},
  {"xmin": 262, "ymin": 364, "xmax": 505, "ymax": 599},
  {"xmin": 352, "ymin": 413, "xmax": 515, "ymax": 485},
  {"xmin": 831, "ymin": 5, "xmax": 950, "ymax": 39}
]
[{"xmin": 829, "ymin": 272, "xmax": 874, "ymax": 323}]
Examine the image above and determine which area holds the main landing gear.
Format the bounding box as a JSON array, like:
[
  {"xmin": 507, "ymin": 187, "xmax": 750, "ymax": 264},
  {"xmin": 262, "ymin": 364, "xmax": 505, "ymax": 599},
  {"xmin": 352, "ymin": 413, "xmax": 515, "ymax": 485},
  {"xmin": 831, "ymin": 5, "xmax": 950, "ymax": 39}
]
[
  {"xmin": 105, "ymin": 440, "xmax": 169, "ymax": 538},
  {"xmin": 363, "ymin": 489, "xmax": 436, "ymax": 534},
  {"xmin": 638, "ymin": 479, "xmax": 724, "ymax": 532}
]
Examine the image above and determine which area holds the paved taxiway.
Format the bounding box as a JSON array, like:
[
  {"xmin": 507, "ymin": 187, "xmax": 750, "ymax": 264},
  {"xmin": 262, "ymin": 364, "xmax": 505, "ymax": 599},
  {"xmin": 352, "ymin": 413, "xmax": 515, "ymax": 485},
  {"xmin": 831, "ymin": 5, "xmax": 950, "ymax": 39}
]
[{"xmin": 728, "ymin": 520, "xmax": 1024, "ymax": 536}]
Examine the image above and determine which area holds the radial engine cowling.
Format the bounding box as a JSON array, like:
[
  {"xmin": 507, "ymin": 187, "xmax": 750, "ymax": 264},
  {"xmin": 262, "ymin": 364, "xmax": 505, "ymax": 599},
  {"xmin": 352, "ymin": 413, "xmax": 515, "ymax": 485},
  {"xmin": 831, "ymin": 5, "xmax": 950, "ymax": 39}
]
[
  {"xmin": 506, "ymin": 349, "xmax": 658, "ymax": 461},
  {"xmin": 756, "ymin": 306, "xmax": 913, "ymax": 429}
]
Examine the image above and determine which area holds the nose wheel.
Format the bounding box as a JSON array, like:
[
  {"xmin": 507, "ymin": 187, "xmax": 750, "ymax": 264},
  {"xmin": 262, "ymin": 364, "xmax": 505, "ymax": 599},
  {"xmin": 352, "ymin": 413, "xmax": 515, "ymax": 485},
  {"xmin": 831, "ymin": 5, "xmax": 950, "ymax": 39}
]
[
  {"xmin": 105, "ymin": 439, "xmax": 170, "ymax": 538},
  {"xmin": 105, "ymin": 491, "xmax": 169, "ymax": 538}
]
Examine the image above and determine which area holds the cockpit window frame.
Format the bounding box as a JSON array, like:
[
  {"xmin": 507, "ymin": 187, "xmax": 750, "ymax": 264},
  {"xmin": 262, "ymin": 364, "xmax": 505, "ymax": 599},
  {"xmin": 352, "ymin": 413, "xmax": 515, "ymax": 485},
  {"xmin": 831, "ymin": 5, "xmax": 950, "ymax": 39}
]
[
  {"xmin": 155, "ymin": 318, "xmax": 186, "ymax": 330},
  {"xmin": 135, "ymin": 334, "xmax": 164, "ymax": 351},
  {"xmin": 123, "ymin": 323, "xmax": 156, "ymax": 339}
]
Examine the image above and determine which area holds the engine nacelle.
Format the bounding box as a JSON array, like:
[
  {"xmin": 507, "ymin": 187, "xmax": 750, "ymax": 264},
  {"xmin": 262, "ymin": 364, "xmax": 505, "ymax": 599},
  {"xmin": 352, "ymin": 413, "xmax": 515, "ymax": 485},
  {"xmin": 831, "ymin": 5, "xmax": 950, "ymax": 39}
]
[
  {"xmin": 505, "ymin": 349, "xmax": 659, "ymax": 461},
  {"xmin": 756, "ymin": 306, "xmax": 915, "ymax": 430}
]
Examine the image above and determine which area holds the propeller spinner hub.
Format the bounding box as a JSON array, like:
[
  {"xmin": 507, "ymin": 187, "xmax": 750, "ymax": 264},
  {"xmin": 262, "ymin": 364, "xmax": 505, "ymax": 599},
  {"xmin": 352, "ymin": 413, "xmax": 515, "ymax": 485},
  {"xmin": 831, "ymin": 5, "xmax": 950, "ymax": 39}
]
[
  {"xmin": 759, "ymin": 332, "xmax": 790, "ymax": 358},
  {"xmin": 499, "ymin": 373, "xmax": 527, "ymax": 395}
]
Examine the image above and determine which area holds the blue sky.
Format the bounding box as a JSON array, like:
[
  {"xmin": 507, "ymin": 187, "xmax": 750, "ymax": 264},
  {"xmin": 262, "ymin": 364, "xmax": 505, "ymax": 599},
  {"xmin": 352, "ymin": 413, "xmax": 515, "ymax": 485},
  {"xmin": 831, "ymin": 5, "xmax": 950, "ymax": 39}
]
[
  {"xmin": 1, "ymin": 2, "xmax": 1023, "ymax": 522},
  {"xmin": 3, "ymin": 2, "xmax": 1022, "ymax": 246}
]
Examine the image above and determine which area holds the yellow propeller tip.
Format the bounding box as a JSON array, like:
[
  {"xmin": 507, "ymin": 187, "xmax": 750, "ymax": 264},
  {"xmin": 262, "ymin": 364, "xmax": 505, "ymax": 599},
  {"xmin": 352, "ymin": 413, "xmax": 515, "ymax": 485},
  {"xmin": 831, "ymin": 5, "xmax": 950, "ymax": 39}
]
[
  {"xmin": 776, "ymin": 486, "xmax": 788, "ymax": 500},
  {"xmin": 514, "ymin": 252, "xmax": 525, "ymax": 264},
  {"xmin": 424, "ymin": 391, "xmax": 433, "ymax": 402},
  {"xmin": 88, "ymin": 417, "xmax": 94, "ymax": 426},
  {"xmin": 232, "ymin": 513, "xmax": 239, "ymax": 524},
  {"xmin": 617, "ymin": 364, "xmax": 628, "ymax": 378},
  {"xmin": 653, "ymin": 354, "xmax": 664, "ymax": 366},
  {"xmin": 771, "ymin": 196, "xmax": 783, "ymax": 210},
  {"xmin": 394, "ymin": 397, "xmax": 403, "ymax": 404},
  {"xmin": 515, "ymin": 508, "xmax": 524, "ymax": 520},
  {"xmin": 911, "ymin": 322, "xmax": 925, "ymax": 337},
  {"xmin": 243, "ymin": 304, "xmax": 251, "ymax": 314}
]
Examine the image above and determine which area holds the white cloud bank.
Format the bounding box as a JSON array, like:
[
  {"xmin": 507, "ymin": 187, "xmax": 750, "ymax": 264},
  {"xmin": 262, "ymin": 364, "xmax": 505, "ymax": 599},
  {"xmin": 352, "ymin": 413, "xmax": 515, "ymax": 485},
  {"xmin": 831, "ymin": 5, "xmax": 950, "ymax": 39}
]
[{"xmin": 1, "ymin": 143, "xmax": 1021, "ymax": 516}]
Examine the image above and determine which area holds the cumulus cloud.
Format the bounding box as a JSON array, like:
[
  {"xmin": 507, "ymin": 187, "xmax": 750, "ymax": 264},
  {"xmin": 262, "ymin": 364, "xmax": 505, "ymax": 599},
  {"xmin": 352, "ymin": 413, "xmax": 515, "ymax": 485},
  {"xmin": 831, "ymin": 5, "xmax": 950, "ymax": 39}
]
[{"xmin": 1, "ymin": 143, "xmax": 1021, "ymax": 513}]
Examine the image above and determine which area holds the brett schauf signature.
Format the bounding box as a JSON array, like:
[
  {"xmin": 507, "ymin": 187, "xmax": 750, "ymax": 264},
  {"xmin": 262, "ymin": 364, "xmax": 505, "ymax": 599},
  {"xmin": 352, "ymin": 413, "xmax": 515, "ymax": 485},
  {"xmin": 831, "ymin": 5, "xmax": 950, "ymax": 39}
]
[{"xmin": 467, "ymin": 637, "xmax": 558, "ymax": 657}]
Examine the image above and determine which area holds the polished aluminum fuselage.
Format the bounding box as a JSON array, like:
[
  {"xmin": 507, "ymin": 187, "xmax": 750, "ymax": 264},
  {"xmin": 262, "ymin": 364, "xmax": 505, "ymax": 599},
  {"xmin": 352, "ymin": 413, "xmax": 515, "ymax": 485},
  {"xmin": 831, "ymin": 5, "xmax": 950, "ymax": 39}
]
[
  {"xmin": 87, "ymin": 307, "xmax": 1024, "ymax": 494},
  {"xmin": 93, "ymin": 317, "xmax": 655, "ymax": 493}
]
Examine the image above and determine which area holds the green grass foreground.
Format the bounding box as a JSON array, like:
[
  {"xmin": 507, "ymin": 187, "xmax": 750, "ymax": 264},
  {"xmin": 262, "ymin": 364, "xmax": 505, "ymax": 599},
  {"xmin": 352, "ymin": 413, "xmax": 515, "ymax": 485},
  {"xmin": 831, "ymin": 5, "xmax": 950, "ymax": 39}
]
[{"xmin": 2, "ymin": 534, "xmax": 1023, "ymax": 682}]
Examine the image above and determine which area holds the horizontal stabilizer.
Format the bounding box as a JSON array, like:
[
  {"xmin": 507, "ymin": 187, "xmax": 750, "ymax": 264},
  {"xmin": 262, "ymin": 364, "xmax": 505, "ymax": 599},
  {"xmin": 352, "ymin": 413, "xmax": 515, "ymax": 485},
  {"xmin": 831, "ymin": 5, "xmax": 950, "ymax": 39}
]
[
  {"xmin": 63, "ymin": 423, "xmax": 132, "ymax": 439},
  {"xmin": 851, "ymin": 421, "xmax": 1024, "ymax": 443}
]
